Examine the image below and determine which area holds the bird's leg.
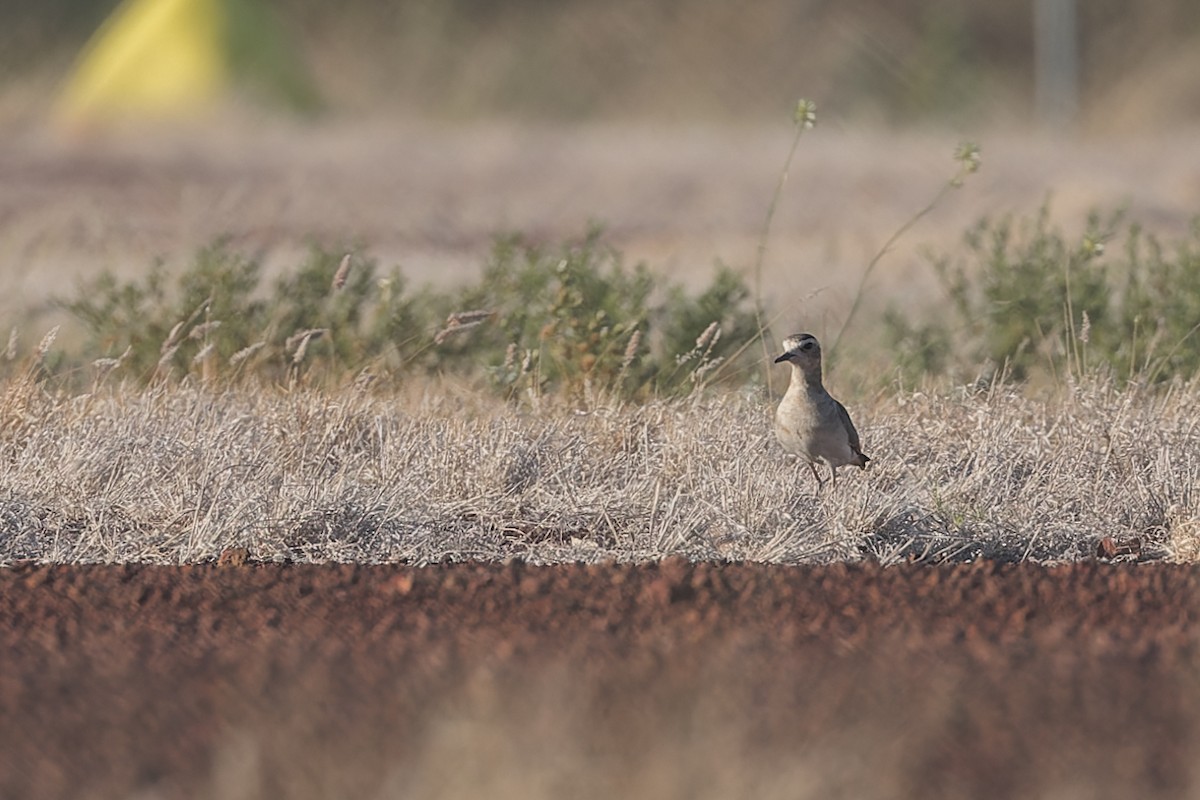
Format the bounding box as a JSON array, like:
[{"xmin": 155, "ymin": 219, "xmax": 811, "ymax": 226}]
[
  {"xmin": 830, "ymin": 465, "xmax": 838, "ymax": 488},
  {"xmin": 807, "ymin": 461, "xmax": 826, "ymax": 491}
]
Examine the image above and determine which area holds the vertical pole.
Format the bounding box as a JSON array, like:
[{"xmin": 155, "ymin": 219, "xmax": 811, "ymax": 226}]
[{"xmin": 1034, "ymin": 0, "xmax": 1079, "ymax": 129}]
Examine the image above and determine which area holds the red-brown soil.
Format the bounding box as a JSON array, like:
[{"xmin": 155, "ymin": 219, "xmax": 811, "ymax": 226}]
[{"xmin": 3, "ymin": 559, "xmax": 1199, "ymax": 799}]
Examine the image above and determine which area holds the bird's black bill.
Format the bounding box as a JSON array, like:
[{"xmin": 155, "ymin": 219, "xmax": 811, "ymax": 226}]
[{"xmin": 773, "ymin": 354, "xmax": 789, "ymax": 363}]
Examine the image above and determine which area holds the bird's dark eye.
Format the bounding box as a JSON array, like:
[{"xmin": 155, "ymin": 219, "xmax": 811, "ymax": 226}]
[{"xmin": 801, "ymin": 342, "xmax": 814, "ymax": 351}]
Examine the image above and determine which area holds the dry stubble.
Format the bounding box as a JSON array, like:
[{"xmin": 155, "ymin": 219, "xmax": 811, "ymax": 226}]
[{"xmin": 0, "ymin": 374, "xmax": 1196, "ymax": 565}]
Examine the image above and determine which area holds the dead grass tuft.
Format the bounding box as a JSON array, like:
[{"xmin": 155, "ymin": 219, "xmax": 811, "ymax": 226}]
[{"xmin": 0, "ymin": 374, "xmax": 1196, "ymax": 565}]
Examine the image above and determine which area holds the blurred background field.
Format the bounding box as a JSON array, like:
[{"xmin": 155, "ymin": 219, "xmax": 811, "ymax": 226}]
[
  {"xmin": 0, "ymin": 0, "xmax": 1198, "ymax": 386},
  {"xmin": 6, "ymin": 0, "xmax": 1200, "ymax": 125},
  {"xmin": 6, "ymin": 12, "xmax": 1200, "ymax": 799}
]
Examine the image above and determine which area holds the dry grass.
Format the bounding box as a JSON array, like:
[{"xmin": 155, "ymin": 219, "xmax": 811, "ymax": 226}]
[{"xmin": 0, "ymin": 372, "xmax": 1196, "ymax": 566}]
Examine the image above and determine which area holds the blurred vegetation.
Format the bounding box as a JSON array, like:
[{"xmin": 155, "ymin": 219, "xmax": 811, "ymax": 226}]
[
  {"xmin": 37, "ymin": 207, "xmax": 1200, "ymax": 399},
  {"xmin": 886, "ymin": 206, "xmax": 1200, "ymax": 384},
  {"xmin": 6, "ymin": 0, "xmax": 1199, "ymax": 123},
  {"xmin": 17, "ymin": 0, "xmax": 318, "ymax": 114},
  {"xmin": 58, "ymin": 227, "xmax": 761, "ymax": 400}
]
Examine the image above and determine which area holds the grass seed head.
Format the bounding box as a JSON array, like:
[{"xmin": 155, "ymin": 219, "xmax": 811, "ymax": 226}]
[
  {"xmin": 189, "ymin": 321, "xmax": 222, "ymax": 340},
  {"xmin": 192, "ymin": 343, "xmax": 216, "ymax": 365},
  {"xmin": 230, "ymin": 341, "xmax": 267, "ymax": 366},
  {"xmin": 621, "ymin": 329, "xmax": 642, "ymax": 370},
  {"xmin": 435, "ymin": 310, "xmax": 495, "ymax": 345},
  {"xmin": 288, "ymin": 328, "xmax": 328, "ymax": 364},
  {"xmin": 696, "ymin": 322, "xmax": 720, "ymax": 351},
  {"xmin": 332, "ymin": 253, "xmax": 352, "ymax": 291},
  {"xmin": 162, "ymin": 321, "xmax": 186, "ymax": 353},
  {"xmin": 35, "ymin": 326, "xmax": 59, "ymax": 363}
]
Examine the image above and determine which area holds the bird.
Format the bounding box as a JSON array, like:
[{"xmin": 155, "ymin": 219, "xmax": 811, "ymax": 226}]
[{"xmin": 773, "ymin": 333, "xmax": 869, "ymax": 486}]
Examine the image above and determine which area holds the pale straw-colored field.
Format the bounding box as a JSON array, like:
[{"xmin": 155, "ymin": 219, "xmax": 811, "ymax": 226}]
[
  {"xmin": 1, "ymin": 367, "xmax": 1196, "ymax": 565},
  {"xmin": 2, "ymin": 118, "xmax": 1199, "ymax": 565}
]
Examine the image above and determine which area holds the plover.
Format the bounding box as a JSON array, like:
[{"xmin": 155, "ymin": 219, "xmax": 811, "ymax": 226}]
[{"xmin": 774, "ymin": 333, "xmax": 869, "ymax": 486}]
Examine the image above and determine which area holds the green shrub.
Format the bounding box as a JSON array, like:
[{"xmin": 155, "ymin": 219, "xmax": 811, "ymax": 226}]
[
  {"xmin": 64, "ymin": 240, "xmax": 270, "ymax": 381},
  {"xmin": 1117, "ymin": 220, "xmax": 1200, "ymax": 382},
  {"xmin": 63, "ymin": 239, "xmax": 430, "ymax": 385},
  {"xmin": 887, "ymin": 206, "xmax": 1200, "ymax": 384},
  {"xmin": 443, "ymin": 226, "xmax": 760, "ymax": 398},
  {"xmin": 60, "ymin": 227, "xmax": 761, "ymax": 398},
  {"xmin": 445, "ymin": 227, "xmax": 653, "ymax": 395},
  {"xmin": 263, "ymin": 245, "xmax": 431, "ymax": 378}
]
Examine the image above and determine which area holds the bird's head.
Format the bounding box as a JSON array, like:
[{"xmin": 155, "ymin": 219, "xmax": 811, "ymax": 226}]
[{"xmin": 774, "ymin": 333, "xmax": 821, "ymax": 366}]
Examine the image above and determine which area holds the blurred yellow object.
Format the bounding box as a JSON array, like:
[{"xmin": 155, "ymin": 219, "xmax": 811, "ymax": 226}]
[{"xmin": 56, "ymin": 0, "xmax": 227, "ymax": 125}]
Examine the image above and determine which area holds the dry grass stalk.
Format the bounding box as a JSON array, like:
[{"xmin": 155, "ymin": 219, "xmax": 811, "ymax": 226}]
[
  {"xmin": 285, "ymin": 328, "xmax": 327, "ymax": 352},
  {"xmin": 156, "ymin": 345, "xmax": 180, "ymax": 375},
  {"xmin": 189, "ymin": 321, "xmax": 222, "ymax": 340},
  {"xmin": 292, "ymin": 338, "xmax": 312, "ymax": 365},
  {"xmin": 614, "ymin": 329, "xmax": 643, "ymax": 394},
  {"xmin": 92, "ymin": 346, "xmax": 132, "ymax": 372},
  {"xmin": 678, "ymin": 322, "xmax": 721, "ymax": 366},
  {"xmin": 162, "ymin": 298, "xmax": 213, "ymax": 354},
  {"xmin": 229, "ymin": 341, "xmax": 267, "ymax": 367},
  {"xmin": 621, "ymin": 329, "xmax": 642, "ymax": 371},
  {"xmin": 434, "ymin": 310, "xmax": 496, "ymax": 345},
  {"xmin": 192, "ymin": 343, "xmax": 216, "ymax": 365},
  {"xmin": 332, "ymin": 254, "xmax": 352, "ymax": 291},
  {"xmin": 287, "ymin": 328, "xmax": 328, "ymax": 364},
  {"xmin": 35, "ymin": 326, "xmax": 58, "ymax": 363},
  {"xmin": 163, "ymin": 322, "xmax": 186, "ymax": 353},
  {"xmin": 5, "ymin": 328, "xmax": 17, "ymax": 361}
]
